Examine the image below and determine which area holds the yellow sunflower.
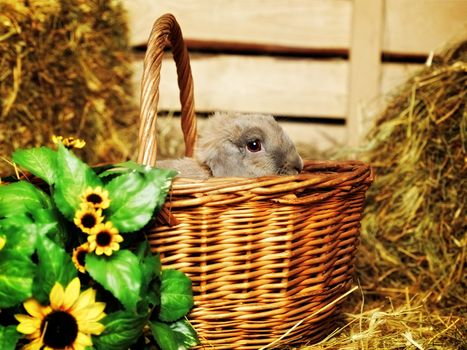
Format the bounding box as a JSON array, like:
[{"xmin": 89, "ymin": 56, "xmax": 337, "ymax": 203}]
[
  {"xmin": 0, "ymin": 235, "xmax": 5, "ymax": 250},
  {"xmin": 72, "ymin": 243, "xmax": 91, "ymax": 273},
  {"xmin": 15, "ymin": 277, "xmax": 105, "ymax": 350},
  {"xmin": 80, "ymin": 186, "xmax": 110, "ymax": 210},
  {"xmin": 87, "ymin": 221, "xmax": 123, "ymax": 256},
  {"xmin": 52, "ymin": 135, "xmax": 86, "ymax": 149},
  {"xmin": 73, "ymin": 204, "xmax": 103, "ymax": 234}
]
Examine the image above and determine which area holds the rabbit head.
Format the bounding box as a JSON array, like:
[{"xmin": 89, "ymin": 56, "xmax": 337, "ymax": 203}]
[{"xmin": 196, "ymin": 112, "xmax": 303, "ymax": 177}]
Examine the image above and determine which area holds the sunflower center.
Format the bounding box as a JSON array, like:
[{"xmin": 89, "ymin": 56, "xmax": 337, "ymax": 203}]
[
  {"xmin": 41, "ymin": 311, "xmax": 78, "ymax": 348},
  {"xmin": 96, "ymin": 231, "xmax": 112, "ymax": 246},
  {"xmin": 81, "ymin": 213, "xmax": 97, "ymax": 229},
  {"xmin": 87, "ymin": 193, "xmax": 103, "ymax": 205},
  {"xmin": 77, "ymin": 250, "xmax": 87, "ymax": 267}
]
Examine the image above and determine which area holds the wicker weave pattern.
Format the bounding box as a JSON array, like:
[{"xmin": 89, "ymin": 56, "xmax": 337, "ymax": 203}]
[
  {"xmin": 148, "ymin": 161, "xmax": 371, "ymax": 348},
  {"xmin": 139, "ymin": 14, "xmax": 373, "ymax": 349}
]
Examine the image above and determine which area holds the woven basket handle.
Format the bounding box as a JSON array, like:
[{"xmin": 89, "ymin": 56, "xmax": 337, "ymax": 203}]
[{"xmin": 137, "ymin": 13, "xmax": 196, "ymax": 166}]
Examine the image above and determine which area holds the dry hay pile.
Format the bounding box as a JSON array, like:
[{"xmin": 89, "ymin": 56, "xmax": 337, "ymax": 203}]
[
  {"xmin": 301, "ymin": 40, "xmax": 466, "ymax": 349},
  {"xmin": 0, "ymin": 0, "xmax": 138, "ymax": 175},
  {"xmin": 359, "ymin": 40, "xmax": 466, "ymax": 310}
]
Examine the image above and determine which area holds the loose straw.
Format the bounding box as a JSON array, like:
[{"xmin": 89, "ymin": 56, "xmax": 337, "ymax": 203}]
[{"xmin": 259, "ymin": 285, "xmax": 359, "ymax": 350}]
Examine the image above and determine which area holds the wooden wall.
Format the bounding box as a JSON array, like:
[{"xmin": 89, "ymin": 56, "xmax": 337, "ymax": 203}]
[{"xmin": 122, "ymin": 0, "xmax": 467, "ymax": 153}]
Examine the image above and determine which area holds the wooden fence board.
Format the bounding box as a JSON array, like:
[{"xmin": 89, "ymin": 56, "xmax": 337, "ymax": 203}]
[
  {"xmin": 132, "ymin": 54, "xmax": 349, "ymax": 118},
  {"xmin": 381, "ymin": 63, "xmax": 423, "ymax": 95},
  {"xmin": 132, "ymin": 54, "xmax": 423, "ymax": 120},
  {"xmin": 347, "ymin": 0, "xmax": 384, "ymax": 147},
  {"xmin": 123, "ymin": 0, "xmax": 467, "ymax": 55},
  {"xmin": 383, "ymin": 0, "xmax": 467, "ymax": 55},
  {"xmin": 123, "ymin": 0, "xmax": 352, "ymax": 49}
]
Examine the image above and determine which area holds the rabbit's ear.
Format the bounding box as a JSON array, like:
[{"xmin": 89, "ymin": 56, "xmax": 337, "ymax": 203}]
[{"xmin": 197, "ymin": 132, "xmax": 240, "ymax": 177}]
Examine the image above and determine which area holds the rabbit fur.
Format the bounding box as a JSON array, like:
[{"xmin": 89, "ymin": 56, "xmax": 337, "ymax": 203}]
[
  {"xmin": 158, "ymin": 111, "xmax": 303, "ymax": 178},
  {"xmin": 157, "ymin": 158, "xmax": 211, "ymax": 179}
]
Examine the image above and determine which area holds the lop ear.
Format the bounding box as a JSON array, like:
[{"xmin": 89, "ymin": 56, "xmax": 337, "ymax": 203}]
[
  {"xmin": 196, "ymin": 112, "xmax": 243, "ymax": 176},
  {"xmin": 197, "ymin": 137, "xmax": 240, "ymax": 177}
]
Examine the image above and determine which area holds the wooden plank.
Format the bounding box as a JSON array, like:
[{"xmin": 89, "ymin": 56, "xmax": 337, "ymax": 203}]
[
  {"xmin": 132, "ymin": 53, "xmax": 424, "ymax": 119},
  {"xmin": 384, "ymin": 0, "xmax": 467, "ymax": 56},
  {"xmin": 123, "ymin": 0, "xmax": 466, "ymax": 56},
  {"xmin": 132, "ymin": 54, "xmax": 349, "ymax": 118},
  {"xmin": 122, "ymin": 0, "xmax": 352, "ymax": 49},
  {"xmin": 347, "ymin": 0, "xmax": 384, "ymax": 147},
  {"xmin": 381, "ymin": 63, "xmax": 423, "ymax": 95},
  {"xmin": 279, "ymin": 121, "xmax": 346, "ymax": 155}
]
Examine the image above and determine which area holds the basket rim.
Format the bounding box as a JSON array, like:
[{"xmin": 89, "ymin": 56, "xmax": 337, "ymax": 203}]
[
  {"xmin": 170, "ymin": 159, "xmax": 372, "ymax": 186},
  {"xmin": 160, "ymin": 159, "xmax": 374, "ymax": 209}
]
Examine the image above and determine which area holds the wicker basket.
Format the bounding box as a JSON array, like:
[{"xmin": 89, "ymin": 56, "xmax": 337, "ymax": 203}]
[{"xmin": 137, "ymin": 14, "xmax": 374, "ymax": 349}]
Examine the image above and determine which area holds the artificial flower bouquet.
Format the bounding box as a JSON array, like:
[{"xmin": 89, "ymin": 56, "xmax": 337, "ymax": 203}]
[{"xmin": 0, "ymin": 139, "xmax": 198, "ymax": 349}]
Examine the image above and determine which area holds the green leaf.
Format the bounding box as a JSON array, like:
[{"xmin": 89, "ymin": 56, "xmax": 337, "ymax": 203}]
[
  {"xmin": 0, "ymin": 251, "xmax": 35, "ymax": 308},
  {"xmin": 143, "ymin": 167, "xmax": 177, "ymax": 212},
  {"xmin": 103, "ymin": 160, "xmax": 158, "ymax": 175},
  {"xmin": 33, "ymin": 235, "xmax": 77, "ymax": 303},
  {"xmin": 92, "ymin": 310, "xmax": 147, "ymax": 350},
  {"xmin": 86, "ymin": 250, "xmax": 142, "ymax": 311},
  {"xmin": 159, "ymin": 270, "xmax": 194, "ymax": 322},
  {"xmin": 169, "ymin": 319, "xmax": 199, "ymax": 348},
  {"xmin": 96, "ymin": 161, "xmax": 141, "ymax": 178},
  {"xmin": 0, "ymin": 325, "xmax": 21, "ymax": 350},
  {"xmin": 135, "ymin": 242, "xmax": 161, "ymax": 309},
  {"xmin": 30, "ymin": 209, "xmax": 66, "ymax": 246},
  {"xmin": 136, "ymin": 242, "xmax": 161, "ymax": 287},
  {"xmin": 149, "ymin": 319, "xmax": 197, "ymax": 350},
  {"xmin": 0, "ymin": 218, "xmax": 37, "ymax": 256},
  {"xmin": 0, "ymin": 181, "xmax": 51, "ymax": 218},
  {"xmin": 0, "ymin": 188, "xmax": 63, "ymax": 246},
  {"xmin": 149, "ymin": 321, "xmax": 179, "ymax": 350},
  {"xmin": 12, "ymin": 147, "xmax": 57, "ymax": 185},
  {"xmin": 104, "ymin": 164, "xmax": 176, "ymax": 233},
  {"xmin": 104, "ymin": 172, "xmax": 158, "ymax": 233},
  {"xmin": 53, "ymin": 145, "xmax": 101, "ymax": 219}
]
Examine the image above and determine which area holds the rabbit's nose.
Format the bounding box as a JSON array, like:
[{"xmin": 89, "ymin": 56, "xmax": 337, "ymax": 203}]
[
  {"xmin": 293, "ymin": 156, "xmax": 304, "ymax": 174},
  {"xmin": 285, "ymin": 156, "xmax": 303, "ymax": 174}
]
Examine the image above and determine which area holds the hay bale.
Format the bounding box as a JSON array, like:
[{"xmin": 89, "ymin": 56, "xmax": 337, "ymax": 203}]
[
  {"xmin": 0, "ymin": 0, "xmax": 138, "ymax": 175},
  {"xmin": 358, "ymin": 39, "xmax": 466, "ymax": 309}
]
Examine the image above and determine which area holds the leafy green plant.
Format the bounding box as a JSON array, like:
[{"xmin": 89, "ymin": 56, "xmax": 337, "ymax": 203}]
[{"xmin": 0, "ymin": 141, "xmax": 198, "ymax": 350}]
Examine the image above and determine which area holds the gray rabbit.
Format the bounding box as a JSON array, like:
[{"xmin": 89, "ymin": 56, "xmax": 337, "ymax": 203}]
[{"xmin": 158, "ymin": 112, "xmax": 303, "ymax": 178}]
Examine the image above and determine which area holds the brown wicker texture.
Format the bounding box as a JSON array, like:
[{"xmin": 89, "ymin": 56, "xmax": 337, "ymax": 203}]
[{"xmin": 138, "ymin": 14, "xmax": 374, "ymax": 349}]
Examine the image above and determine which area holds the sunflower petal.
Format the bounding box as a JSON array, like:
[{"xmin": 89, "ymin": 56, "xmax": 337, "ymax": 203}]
[
  {"xmin": 88, "ymin": 241, "xmax": 97, "ymax": 252},
  {"xmin": 49, "ymin": 281, "xmax": 65, "ymax": 309},
  {"xmin": 23, "ymin": 338, "xmax": 43, "ymax": 350},
  {"xmin": 63, "ymin": 277, "xmax": 81, "ymax": 310},
  {"xmin": 23, "ymin": 299, "xmax": 47, "ymax": 318},
  {"xmin": 16, "ymin": 318, "xmax": 41, "ymax": 335},
  {"xmin": 15, "ymin": 313, "xmax": 35, "ymax": 323},
  {"xmin": 73, "ymin": 302, "xmax": 106, "ymax": 323},
  {"xmin": 75, "ymin": 331, "xmax": 93, "ymax": 346},
  {"xmin": 110, "ymin": 243, "xmax": 120, "ymax": 251},
  {"xmin": 73, "ymin": 288, "xmax": 96, "ymax": 313},
  {"xmin": 86, "ymin": 302, "xmax": 107, "ymax": 320},
  {"xmin": 78, "ymin": 321, "xmax": 105, "ymax": 335}
]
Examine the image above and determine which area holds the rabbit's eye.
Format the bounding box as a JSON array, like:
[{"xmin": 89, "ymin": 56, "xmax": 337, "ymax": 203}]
[{"xmin": 246, "ymin": 139, "xmax": 262, "ymax": 152}]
